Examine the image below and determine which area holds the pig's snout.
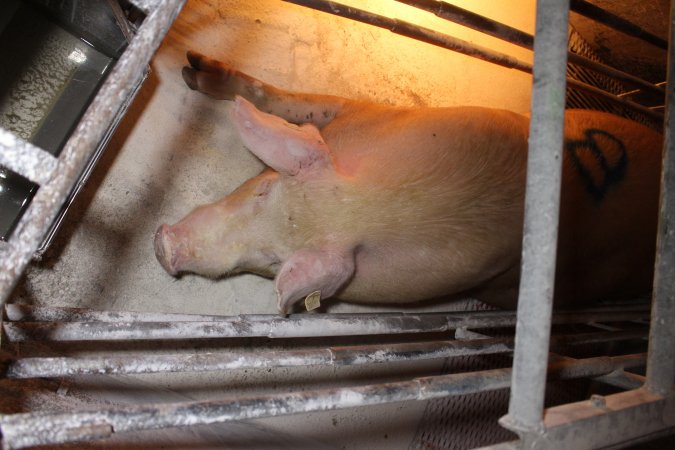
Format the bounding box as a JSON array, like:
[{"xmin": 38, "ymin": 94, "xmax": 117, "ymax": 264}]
[{"xmin": 154, "ymin": 224, "xmax": 181, "ymax": 276}]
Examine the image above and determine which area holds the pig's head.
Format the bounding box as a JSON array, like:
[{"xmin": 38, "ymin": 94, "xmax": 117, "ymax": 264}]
[
  {"xmin": 154, "ymin": 170, "xmax": 284, "ymax": 278},
  {"xmin": 155, "ymin": 96, "xmax": 355, "ymax": 314}
]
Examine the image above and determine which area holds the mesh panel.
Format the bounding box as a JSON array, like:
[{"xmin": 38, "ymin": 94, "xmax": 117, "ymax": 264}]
[
  {"xmin": 408, "ymin": 302, "xmax": 596, "ymax": 450},
  {"xmin": 566, "ymin": 26, "xmax": 661, "ymax": 129}
]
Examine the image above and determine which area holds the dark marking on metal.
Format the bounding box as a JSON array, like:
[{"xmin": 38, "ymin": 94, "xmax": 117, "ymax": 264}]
[{"xmin": 565, "ymin": 128, "xmax": 628, "ymax": 204}]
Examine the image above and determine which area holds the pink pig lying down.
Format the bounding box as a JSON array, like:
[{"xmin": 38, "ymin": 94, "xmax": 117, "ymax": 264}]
[{"xmin": 155, "ymin": 51, "xmax": 663, "ymax": 315}]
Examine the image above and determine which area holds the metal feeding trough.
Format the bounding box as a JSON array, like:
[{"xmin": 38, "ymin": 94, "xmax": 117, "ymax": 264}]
[
  {"xmin": 0, "ymin": 0, "xmax": 136, "ymax": 247},
  {"xmin": 0, "ymin": 0, "xmax": 186, "ymax": 302}
]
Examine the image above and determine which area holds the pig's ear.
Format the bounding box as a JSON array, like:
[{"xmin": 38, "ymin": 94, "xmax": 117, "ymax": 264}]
[
  {"xmin": 232, "ymin": 96, "xmax": 333, "ymax": 176},
  {"xmin": 275, "ymin": 247, "xmax": 355, "ymax": 315}
]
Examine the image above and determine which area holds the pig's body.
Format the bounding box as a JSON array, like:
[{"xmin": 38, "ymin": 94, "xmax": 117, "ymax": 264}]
[{"xmin": 155, "ymin": 51, "xmax": 662, "ymax": 313}]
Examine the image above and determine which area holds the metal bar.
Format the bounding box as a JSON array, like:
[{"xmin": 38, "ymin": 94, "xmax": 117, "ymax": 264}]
[
  {"xmin": 570, "ymin": 0, "xmax": 668, "ymax": 50},
  {"xmin": 566, "ymin": 53, "xmax": 664, "ymax": 99},
  {"xmin": 282, "ymin": 0, "xmax": 662, "ymax": 122},
  {"xmin": 3, "ymin": 337, "xmax": 514, "ymax": 378},
  {"xmin": 0, "ymin": 129, "xmax": 57, "ymax": 185},
  {"xmin": 503, "ymin": 0, "xmax": 570, "ymax": 436},
  {"xmin": 282, "ymin": 0, "xmax": 532, "ymax": 72},
  {"xmin": 566, "ymin": 78, "xmax": 663, "ymax": 121},
  {"xmin": 0, "ymin": 0, "xmax": 187, "ymax": 305},
  {"xmin": 594, "ymin": 371, "xmax": 645, "ymax": 391},
  {"xmin": 3, "ymin": 302, "xmax": 649, "ymax": 323},
  {"xmin": 645, "ymin": 0, "xmax": 675, "ymax": 397},
  {"xmin": 3, "ymin": 330, "xmax": 647, "ymax": 379},
  {"xmin": 538, "ymin": 388, "xmax": 675, "ymax": 449},
  {"xmin": 396, "ymin": 0, "xmax": 664, "ymax": 98},
  {"xmin": 3, "ymin": 303, "xmax": 232, "ymax": 323},
  {"xmin": 394, "ymin": 0, "xmax": 534, "ymax": 48},
  {"xmin": 2, "ymin": 308, "xmax": 650, "ymax": 342},
  {"xmin": 479, "ymin": 391, "xmax": 675, "ymax": 450},
  {"xmin": 0, "ymin": 354, "xmax": 645, "ymax": 450}
]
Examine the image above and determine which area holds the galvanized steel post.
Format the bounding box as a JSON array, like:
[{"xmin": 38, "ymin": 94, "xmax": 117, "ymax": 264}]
[
  {"xmin": 645, "ymin": 0, "xmax": 675, "ymax": 397},
  {"xmin": 501, "ymin": 0, "xmax": 570, "ymax": 435}
]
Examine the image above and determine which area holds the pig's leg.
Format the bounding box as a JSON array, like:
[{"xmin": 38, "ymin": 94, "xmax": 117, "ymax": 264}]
[
  {"xmin": 182, "ymin": 51, "xmax": 347, "ymax": 128},
  {"xmin": 276, "ymin": 247, "xmax": 355, "ymax": 315}
]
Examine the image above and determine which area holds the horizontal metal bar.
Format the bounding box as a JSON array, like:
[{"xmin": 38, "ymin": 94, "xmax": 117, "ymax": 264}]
[
  {"xmin": 0, "ymin": 129, "xmax": 57, "ymax": 185},
  {"xmin": 282, "ymin": 0, "xmax": 532, "ymax": 72},
  {"xmin": 283, "ymin": 0, "xmax": 663, "ymax": 124},
  {"xmin": 538, "ymin": 388, "xmax": 675, "ymax": 449},
  {"xmin": 3, "ymin": 337, "xmax": 514, "ymax": 378},
  {"xmin": 0, "ymin": 354, "xmax": 644, "ymax": 449},
  {"xmin": 2, "ymin": 307, "xmax": 650, "ymax": 342},
  {"xmin": 547, "ymin": 353, "xmax": 645, "ymax": 380},
  {"xmin": 594, "ymin": 370, "xmax": 645, "ymax": 391},
  {"xmin": 3, "ymin": 303, "xmax": 649, "ymax": 322},
  {"xmin": 566, "ymin": 53, "xmax": 665, "ymax": 98},
  {"xmin": 567, "ymin": 78, "xmax": 664, "ymax": 121},
  {"xmin": 396, "ymin": 0, "xmax": 664, "ymax": 98},
  {"xmin": 0, "ymin": 0, "xmax": 187, "ymax": 305},
  {"xmin": 3, "ymin": 329, "xmax": 647, "ymax": 379},
  {"xmin": 395, "ymin": 0, "xmax": 534, "ymax": 48},
  {"xmin": 570, "ymin": 0, "xmax": 668, "ymax": 50},
  {"xmin": 3, "ymin": 303, "xmax": 231, "ymax": 323}
]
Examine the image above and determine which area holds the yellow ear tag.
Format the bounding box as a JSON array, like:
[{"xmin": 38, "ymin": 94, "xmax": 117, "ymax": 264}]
[{"xmin": 305, "ymin": 290, "xmax": 321, "ymax": 311}]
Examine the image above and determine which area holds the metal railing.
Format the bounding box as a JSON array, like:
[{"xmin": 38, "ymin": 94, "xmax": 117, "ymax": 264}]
[{"xmin": 0, "ymin": 304, "xmax": 653, "ymax": 448}]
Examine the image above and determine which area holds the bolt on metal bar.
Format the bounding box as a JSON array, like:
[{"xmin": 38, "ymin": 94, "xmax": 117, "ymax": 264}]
[
  {"xmin": 645, "ymin": 0, "xmax": 675, "ymax": 397},
  {"xmin": 3, "ymin": 329, "xmax": 647, "ymax": 379},
  {"xmin": 396, "ymin": 0, "xmax": 664, "ymax": 98},
  {"xmin": 503, "ymin": 0, "xmax": 570, "ymax": 435},
  {"xmin": 2, "ymin": 307, "xmax": 650, "ymax": 342},
  {"xmin": 0, "ymin": 354, "xmax": 645, "ymax": 450},
  {"xmin": 0, "ymin": 130, "xmax": 58, "ymax": 185},
  {"xmin": 0, "ymin": 0, "xmax": 187, "ymax": 306},
  {"xmin": 570, "ymin": 0, "xmax": 668, "ymax": 50}
]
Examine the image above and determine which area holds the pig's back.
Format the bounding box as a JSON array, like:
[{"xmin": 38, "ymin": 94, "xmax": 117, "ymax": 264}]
[
  {"xmin": 555, "ymin": 110, "xmax": 662, "ymax": 305},
  {"xmin": 313, "ymin": 105, "xmax": 532, "ymax": 303}
]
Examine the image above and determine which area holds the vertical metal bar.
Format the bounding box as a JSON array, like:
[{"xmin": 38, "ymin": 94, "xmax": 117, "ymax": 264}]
[
  {"xmin": 645, "ymin": 0, "xmax": 675, "ymax": 397},
  {"xmin": 501, "ymin": 0, "xmax": 570, "ymax": 435}
]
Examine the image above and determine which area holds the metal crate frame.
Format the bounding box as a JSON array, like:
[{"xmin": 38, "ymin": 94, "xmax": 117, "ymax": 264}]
[{"xmin": 0, "ymin": 0, "xmax": 673, "ymax": 449}]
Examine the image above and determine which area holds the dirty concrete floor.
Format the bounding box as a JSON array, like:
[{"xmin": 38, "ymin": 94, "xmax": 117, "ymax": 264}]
[{"xmin": 4, "ymin": 0, "xmax": 538, "ymax": 448}]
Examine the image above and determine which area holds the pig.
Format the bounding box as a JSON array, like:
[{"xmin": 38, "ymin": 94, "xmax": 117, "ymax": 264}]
[{"xmin": 154, "ymin": 51, "xmax": 662, "ymax": 314}]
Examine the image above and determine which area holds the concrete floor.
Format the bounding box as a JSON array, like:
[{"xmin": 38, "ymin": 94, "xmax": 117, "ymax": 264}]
[{"xmin": 5, "ymin": 1, "xmax": 538, "ymax": 448}]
